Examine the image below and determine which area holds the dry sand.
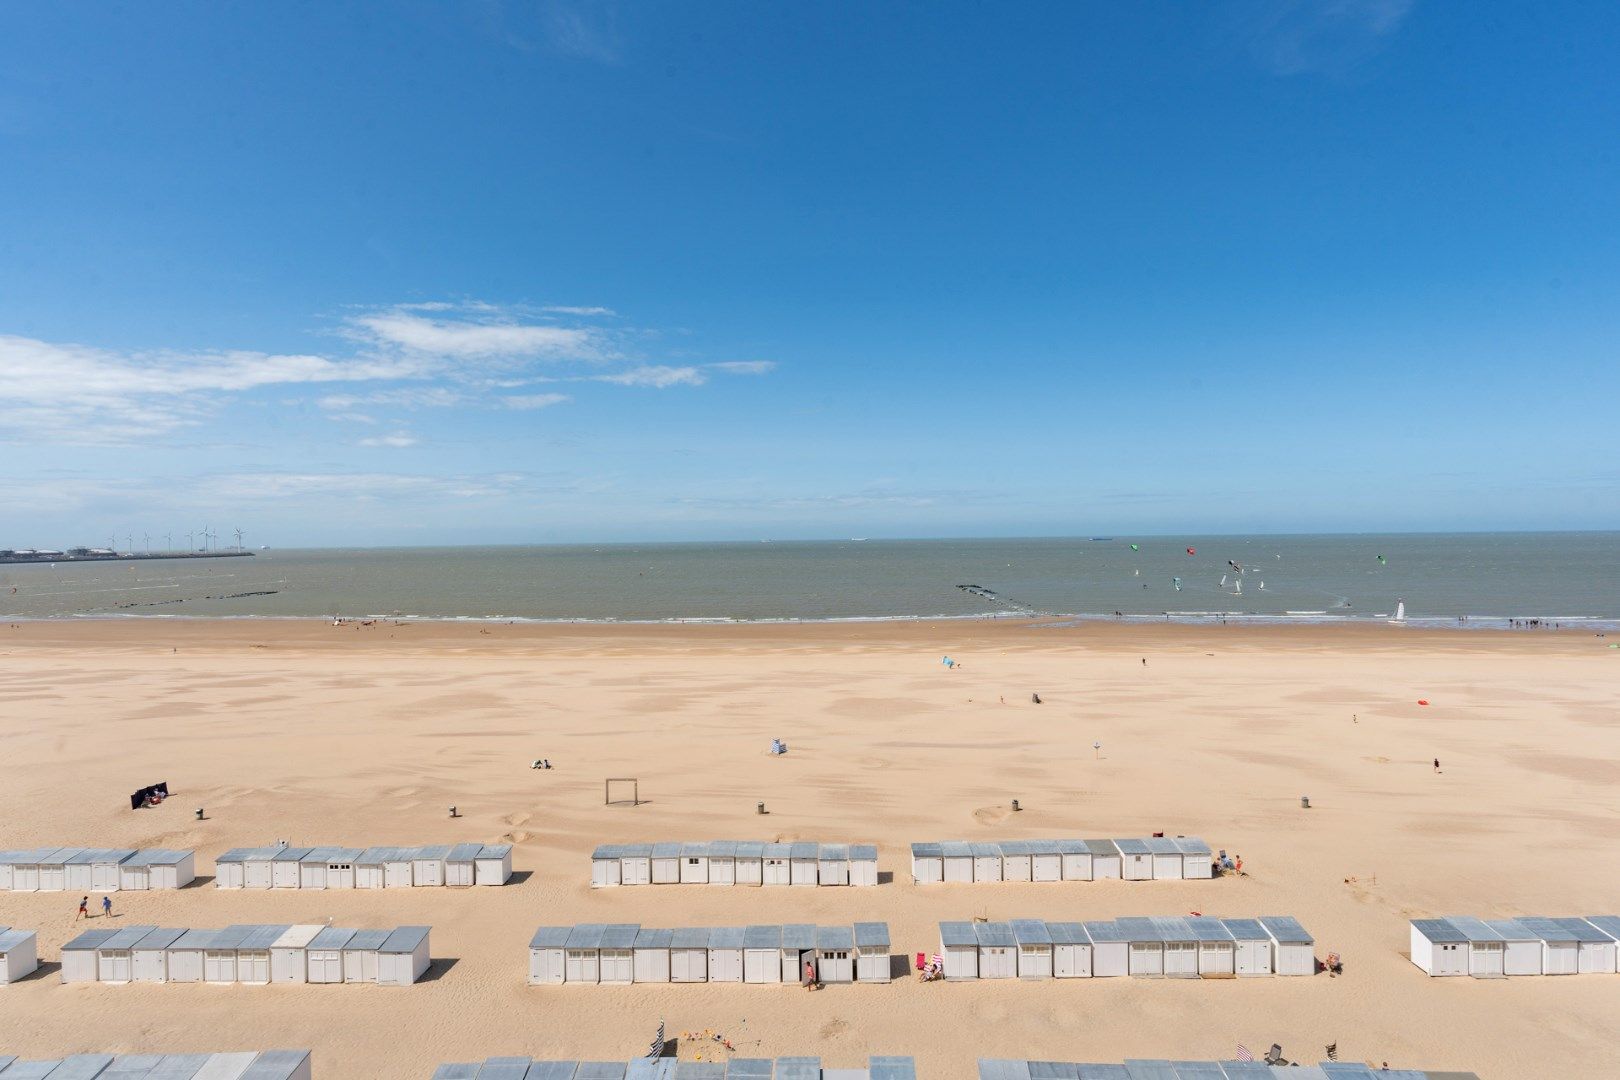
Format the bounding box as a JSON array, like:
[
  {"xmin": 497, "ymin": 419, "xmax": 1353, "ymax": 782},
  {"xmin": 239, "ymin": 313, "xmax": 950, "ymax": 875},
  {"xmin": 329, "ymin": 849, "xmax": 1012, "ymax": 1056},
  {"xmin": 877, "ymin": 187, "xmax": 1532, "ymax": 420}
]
[{"xmin": 0, "ymin": 618, "xmax": 1616, "ymax": 1078}]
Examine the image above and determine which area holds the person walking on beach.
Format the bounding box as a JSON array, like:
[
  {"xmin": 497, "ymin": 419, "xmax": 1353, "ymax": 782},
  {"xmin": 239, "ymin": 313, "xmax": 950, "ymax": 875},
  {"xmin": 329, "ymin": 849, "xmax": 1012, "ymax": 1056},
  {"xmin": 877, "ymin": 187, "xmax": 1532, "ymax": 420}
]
[
  {"xmin": 77, "ymin": 896, "xmax": 89, "ymax": 920},
  {"xmin": 1433, "ymin": 757, "xmax": 1441, "ymax": 773},
  {"xmin": 101, "ymin": 895, "xmax": 113, "ymax": 918},
  {"xmin": 803, "ymin": 960, "xmax": 816, "ymax": 990}
]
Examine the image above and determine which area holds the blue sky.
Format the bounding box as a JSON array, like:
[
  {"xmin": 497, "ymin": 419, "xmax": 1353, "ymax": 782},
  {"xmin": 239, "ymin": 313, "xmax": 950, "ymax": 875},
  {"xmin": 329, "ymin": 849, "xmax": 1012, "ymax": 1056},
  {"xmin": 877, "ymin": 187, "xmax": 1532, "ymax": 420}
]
[{"xmin": 2, "ymin": 2, "xmax": 1617, "ymax": 546}]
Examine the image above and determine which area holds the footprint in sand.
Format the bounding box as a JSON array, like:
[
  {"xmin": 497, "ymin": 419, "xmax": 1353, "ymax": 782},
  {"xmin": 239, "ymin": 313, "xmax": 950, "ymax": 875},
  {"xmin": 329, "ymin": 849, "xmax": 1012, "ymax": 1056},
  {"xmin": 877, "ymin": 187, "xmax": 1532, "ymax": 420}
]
[
  {"xmin": 506, "ymin": 831, "xmax": 532, "ymax": 843},
  {"xmin": 973, "ymin": 805, "xmax": 1013, "ymax": 826},
  {"xmin": 388, "ymin": 787, "xmax": 420, "ymax": 798},
  {"xmin": 819, "ymin": 1019, "xmax": 848, "ymax": 1039},
  {"xmin": 503, "ymin": 812, "xmax": 532, "ymax": 827}
]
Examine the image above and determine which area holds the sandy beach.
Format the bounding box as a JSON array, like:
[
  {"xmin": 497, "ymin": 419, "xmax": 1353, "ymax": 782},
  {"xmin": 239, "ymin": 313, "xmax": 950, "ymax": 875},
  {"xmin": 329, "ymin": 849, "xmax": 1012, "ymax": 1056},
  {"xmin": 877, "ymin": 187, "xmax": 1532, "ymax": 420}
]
[{"xmin": 0, "ymin": 618, "xmax": 1616, "ymax": 1078}]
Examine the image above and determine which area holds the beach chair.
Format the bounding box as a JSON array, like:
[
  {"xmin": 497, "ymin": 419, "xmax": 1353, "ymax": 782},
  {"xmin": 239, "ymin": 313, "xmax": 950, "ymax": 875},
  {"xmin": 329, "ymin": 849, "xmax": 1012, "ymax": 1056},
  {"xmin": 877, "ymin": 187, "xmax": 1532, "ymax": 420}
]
[
  {"xmin": 1263, "ymin": 1045, "xmax": 1286, "ymax": 1066},
  {"xmin": 915, "ymin": 952, "xmax": 927, "ymax": 971}
]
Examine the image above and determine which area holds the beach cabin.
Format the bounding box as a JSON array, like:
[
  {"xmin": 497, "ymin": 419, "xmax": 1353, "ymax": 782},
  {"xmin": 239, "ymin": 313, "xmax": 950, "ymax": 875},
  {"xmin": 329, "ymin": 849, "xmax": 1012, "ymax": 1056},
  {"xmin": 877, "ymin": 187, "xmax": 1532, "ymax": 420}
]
[
  {"xmin": 1057, "ymin": 840, "xmax": 1091, "ymax": 881},
  {"xmin": 214, "ymin": 848, "xmax": 250, "ymax": 889},
  {"xmin": 911, "ymin": 843, "xmax": 943, "ymax": 884},
  {"xmin": 1184, "ymin": 917, "xmax": 1235, "ymax": 976},
  {"xmin": 61, "ymin": 929, "xmax": 115, "ymax": 983},
  {"xmin": 1552, "ymin": 918, "xmax": 1617, "ymax": 973},
  {"xmin": 1086, "ymin": 839, "xmax": 1122, "ymax": 879},
  {"xmin": 999, "ymin": 841, "xmax": 1032, "ymax": 883},
  {"xmin": 1146, "ymin": 838, "xmax": 1183, "ymax": 880},
  {"xmin": 708, "ymin": 841, "xmax": 738, "ymax": 886},
  {"xmin": 446, "ymin": 843, "xmax": 483, "ymax": 887},
  {"xmin": 271, "ymin": 847, "xmax": 310, "ymax": 888},
  {"xmin": 650, "ymin": 842, "xmax": 682, "ymax": 884},
  {"xmin": 781, "ymin": 924, "xmax": 816, "ymax": 983},
  {"xmin": 970, "ymin": 842, "xmax": 1003, "ymax": 882},
  {"xmin": 38, "ymin": 848, "xmax": 79, "ymax": 891},
  {"xmin": 1449, "ymin": 917, "xmax": 1512, "ymax": 978},
  {"xmin": 343, "ymin": 929, "xmax": 389, "ymax": 983},
  {"xmin": 854, "ymin": 922, "xmax": 890, "ymax": 982},
  {"xmin": 679, "ymin": 842, "xmax": 710, "ymax": 884},
  {"xmin": 476, "ymin": 844, "xmax": 512, "ymax": 885},
  {"xmin": 354, "ymin": 848, "xmax": 388, "ymax": 889},
  {"xmin": 6, "ymin": 848, "xmax": 57, "ymax": 891},
  {"xmin": 164, "ymin": 929, "xmax": 215, "ymax": 983},
  {"xmin": 377, "ymin": 925, "xmax": 431, "ymax": 986},
  {"xmin": 0, "ymin": 927, "xmax": 39, "ymax": 983},
  {"xmin": 1220, "ymin": 918, "xmax": 1273, "ymax": 976},
  {"xmin": 1260, "ymin": 916, "xmax": 1315, "ymax": 976},
  {"xmin": 61, "ymin": 848, "xmax": 97, "ymax": 891},
  {"xmin": 596, "ymin": 924, "xmax": 637, "ymax": 985},
  {"xmin": 1176, "ymin": 837, "xmax": 1214, "ymax": 878},
  {"xmin": 1047, "ymin": 922, "xmax": 1091, "ymax": 978},
  {"xmin": 790, "ymin": 842, "xmax": 819, "ymax": 886},
  {"xmin": 1010, "ymin": 920, "xmax": 1052, "ymax": 979},
  {"xmin": 1028, "ymin": 841, "xmax": 1062, "ymax": 883},
  {"xmin": 0, "ymin": 1050, "xmax": 310, "ymax": 1078},
  {"xmin": 941, "ymin": 841, "xmax": 974, "ymax": 883},
  {"xmin": 633, "ymin": 928, "xmax": 671, "ymax": 983},
  {"xmin": 529, "ymin": 927, "xmax": 569, "ymax": 985},
  {"xmin": 762, "ymin": 842, "xmax": 792, "ymax": 885},
  {"xmin": 940, "ymin": 922, "xmax": 979, "ymax": 979},
  {"xmin": 233, "ymin": 925, "xmax": 288, "ymax": 984},
  {"xmin": 1484, "ymin": 919, "xmax": 1543, "ymax": 976},
  {"xmin": 708, "ymin": 926, "xmax": 746, "ymax": 982},
  {"xmin": 1116, "ymin": 918, "xmax": 1162, "ymax": 976},
  {"xmin": 131, "ymin": 927, "xmax": 183, "ymax": 982},
  {"xmin": 1114, "ymin": 839, "xmax": 1153, "ymax": 881},
  {"xmin": 383, "ymin": 848, "xmax": 416, "ymax": 888},
  {"xmin": 735, "ymin": 842, "xmax": 765, "ymax": 886},
  {"xmin": 1152, "ymin": 917, "xmax": 1199, "ymax": 977},
  {"xmin": 1083, "ymin": 920, "xmax": 1129, "ymax": 977},
  {"xmin": 975, "ymin": 922, "xmax": 1017, "ymax": 979},
  {"xmin": 1582, "ymin": 916, "xmax": 1620, "ymax": 973},
  {"xmin": 1411, "ymin": 918, "xmax": 1474, "ymax": 977},
  {"xmin": 1516, "ymin": 917, "xmax": 1579, "ymax": 975},
  {"xmin": 120, "ymin": 849, "xmax": 196, "ymax": 891},
  {"xmin": 816, "ymin": 925, "xmax": 855, "ymax": 983},
  {"xmin": 744, "ymin": 926, "xmax": 783, "ymax": 983},
  {"xmin": 243, "ymin": 846, "xmax": 285, "ymax": 889},
  {"xmin": 592, "ymin": 845, "xmax": 624, "ymax": 887},
  {"xmin": 0, "ymin": 850, "xmax": 20, "ymax": 890},
  {"xmin": 71, "ymin": 849, "xmax": 135, "ymax": 892},
  {"xmin": 307, "ymin": 927, "xmax": 354, "ymax": 983},
  {"xmin": 95, "ymin": 924, "xmax": 157, "ymax": 983},
  {"xmin": 670, "ymin": 927, "xmax": 710, "ymax": 982},
  {"xmin": 412, "ymin": 846, "xmax": 452, "ymax": 888},
  {"xmin": 818, "ymin": 844, "xmax": 850, "ymax": 886},
  {"xmin": 272, "ymin": 925, "xmax": 322, "ymax": 982},
  {"xmin": 564, "ymin": 924, "xmax": 606, "ymax": 983},
  {"xmin": 300, "ymin": 846, "xmax": 362, "ymax": 889},
  {"xmin": 850, "ymin": 844, "xmax": 879, "ymax": 886}
]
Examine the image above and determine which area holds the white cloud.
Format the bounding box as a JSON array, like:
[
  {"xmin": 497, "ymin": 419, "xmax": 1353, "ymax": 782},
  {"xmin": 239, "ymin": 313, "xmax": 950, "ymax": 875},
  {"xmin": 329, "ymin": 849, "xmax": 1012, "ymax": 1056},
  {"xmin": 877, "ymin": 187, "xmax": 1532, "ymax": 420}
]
[
  {"xmin": 357, "ymin": 432, "xmax": 419, "ymax": 448},
  {"xmin": 503, "ymin": 393, "xmax": 571, "ymax": 410},
  {"xmin": 1237, "ymin": 0, "xmax": 1414, "ymax": 76},
  {"xmin": 708, "ymin": 361, "xmax": 777, "ymax": 376},
  {"xmin": 345, "ymin": 310, "xmax": 603, "ymax": 361},
  {"xmin": 325, "ymin": 411, "xmax": 379, "ymax": 425},
  {"xmin": 542, "ymin": 305, "xmax": 615, "ymax": 317},
  {"xmin": 596, "ymin": 365, "xmax": 707, "ymax": 388},
  {"xmin": 318, "ymin": 387, "xmax": 464, "ymax": 410}
]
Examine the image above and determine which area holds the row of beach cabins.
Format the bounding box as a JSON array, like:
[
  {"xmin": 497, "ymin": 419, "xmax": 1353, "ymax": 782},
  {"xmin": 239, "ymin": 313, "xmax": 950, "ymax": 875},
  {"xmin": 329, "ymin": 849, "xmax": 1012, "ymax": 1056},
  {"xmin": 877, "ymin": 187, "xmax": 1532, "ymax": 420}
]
[
  {"xmin": 0, "ymin": 845, "xmax": 512, "ymax": 892},
  {"xmin": 0, "ymin": 1057, "xmax": 1481, "ymax": 1080},
  {"xmin": 1410, "ymin": 915, "xmax": 1620, "ymax": 976},
  {"xmin": 54, "ymin": 924, "xmax": 431, "ymax": 986},
  {"xmin": 586, "ymin": 837, "xmax": 1215, "ymax": 888},
  {"xmin": 528, "ymin": 923, "xmax": 892, "ymax": 984},
  {"xmin": 936, "ymin": 917, "xmax": 1313, "ymax": 980},
  {"xmin": 0, "ymin": 1051, "xmax": 311, "ymax": 1079}
]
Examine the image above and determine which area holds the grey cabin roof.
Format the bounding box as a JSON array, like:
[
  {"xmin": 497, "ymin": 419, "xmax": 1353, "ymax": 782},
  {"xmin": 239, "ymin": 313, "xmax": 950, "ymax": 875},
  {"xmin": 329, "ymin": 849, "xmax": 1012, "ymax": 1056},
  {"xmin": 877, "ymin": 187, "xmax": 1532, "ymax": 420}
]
[
  {"xmin": 781, "ymin": 924, "xmax": 817, "ymax": 950},
  {"xmin": 1114, "ymin": 918, "xmax": 1160, "ymax": 942},
  {"xmin": 1010, "ymin": 920, "xmax": 1052, "ymax": 945},
  {"xmin": 99, "ymin": 924, "xmax": 160, "ymax": 950},
  {"xmin": 850, "ymin": 844, "xmax": 878, "ymax": 860},
  {"xmin": 1259, "ymin": 916, "xmax": 1313, "ymax": 944},
  {"xmin": 63, "ymin": 929, "xmax": 118, "ymax": 951},
  {"xmin": 939, "ymin": 922, "xmax": 978, "ymax": 947},
  {"xmin": 1440, "ymin": 916, "xmax": 1502, "ymax": 943},
  {"xmin": 344, "ymin": 929, "xmax": 392, "ymax": 951},
  {"xmin": 1515, "ymin": 917, "xmax": 1578, "ymax": 942},
  {"xmin": 940, "ymin": 841, "xmax": 972, "ymax": 858},
  {"xmin": 764, "ymin": 843, "xmax": 792, "ymax": 859},
  {"xmin": 1547, "ymin": 917, "xmax": 1610, "ymax": 942},
  {"xmin": 447, "ymin": 843, "xmax": 486, "ymax": 862},
  {"xmin": 816, "ymin": 926, "xmax": 853, "ymax": 950},
  {"xmin": 1183, "ymin": 917, "xmax": 1234, "ymax": 942},
  {"xmin": 1046, "ymin": 922, "xmax": 1090, "ymax": 945},
  {"xmin": 1582, "ymin": 915, "xmax": 1620, "ymax": 942},
  {"xmin": 709, "ymin": 927, "xmax": 746, "ymax": 948},
  {"xmin": 789, "ymin": 842, "xmax": 818, "ymax": 859},
  {"xmin": 1219, "ymin": 918, "xmax": 1268, "ymax": 941},
  {"xmin": 270, "ymin": 847, "xmax": 311, "ymax": 863},
  {"xmin": 1083, "ymin": 839, "xmax": 1120, "ymax": 857},
  {"xmin": 819, "ymin": 844, "xmax": 849, "ymax": 861},
  {"xmin": 744, "ymin": 925, "xmax": 782, "ymax": 949},
  {"xmin": 531, "ymin": 927, "xmax": 573, "ymax": 948},
  {"xmin": 854, "ymin": 922, "xmax": 890, "ymax": 949},
  {"xmin": 969, "ymin": 842, "xmax": 1000, "ymax": 858},
  {"xmin": 0, "ymin": 927, "xmax": 37, "ymax": 951},
  {"xmin": 309, "ymin": 927, "xmax": 355, "ymax": 951},
  {"xmin": 635, "ymin": 928, "xmax": 674, "ymax": 948},
  {"xmin": 380, "ymin": 925, "xmax": 431, "ymax": 953},
  {"xmin": 239, "ymin": 1051, "xmax": 313, "ymax": 1079},
  {"xmin": 1482, "ymin": 918, "xmax": 1538, "ymax": 941},
  {"xmin": 599, "ymin": 924, "xmax": 640, "ymax": 950},
  {"xmin": 652, "ymin": 842, "xmax": 683, "ymax": 858},
  {"xmin": 736, "ymin": 842, "xmax": 766, "ymax": 859},
  {"xmin": 124, "ymin": 849, "xmax": 193, "ymax": 867},
  {"xmin": 566, "ymin": 924, "xmax": 608, "ymax": 949},
  {"xmin": 974, "ymin": 922, "xmax": 1016, "ymax": 947},
  {"xmin": 1112, "ymin": 839, "xmax": 1150, "ymax": 855},
  {"xmin": 478, "ymin": 844, "xmax": 513, "ymax": 859},
  {"xmin": 671, "ymin": 927, "xmax": 712, "ymax": 948},
  {"xmin": 166, "ymin": 930, "xmax": 218, "ymax": 950},
  {"xmin": 709, "ymin": 841, "xmax": 738, "ymax": 858},
  {"xmin": 1082, "ymin": 921, "xmax": 1129, "ymax": 943}
]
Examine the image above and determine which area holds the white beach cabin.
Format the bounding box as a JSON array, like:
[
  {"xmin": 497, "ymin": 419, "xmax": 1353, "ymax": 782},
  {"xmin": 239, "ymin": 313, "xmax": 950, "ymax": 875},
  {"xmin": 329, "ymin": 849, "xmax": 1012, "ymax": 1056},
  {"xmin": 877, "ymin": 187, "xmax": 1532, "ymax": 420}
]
[
  {"xmin": 529, "ymin": 927, "xmax": 569, "ymax": 985},
  {"xmin": 1516, "ymin": 917, "xmax": 1579, "ymax": 975},
  {"xmin": 939, "ymin": 922, "xmax": 979, "ymax": 979},
  {"xmin": 131, "ymin": 927, "xmax": 184, "ymax": 982},
  {"xmin": 789, "ymin": 842, "xmax": 819, "ymax": 886},
  {"xmin": 970, "ymin": 842, "xmax": 1003, "ymax": 882},
  {"xmin": 272, "ymin": 925, "xmax": 323, "ymax": 982},
  {"xmin": 1186, "ymin": 916, "xmax": 1236, "ymax": 976},
  {"xmin": 816, "ymin": 925, "xmax": 855, "ymax": 983},
  {"xmin": 596, "ymin": 924, "xmax": 637, "ymax": 985},
  {"xmin": 633, "ymin": 927, "xmax": 671, "ymax": 983},
  {"xmin": 735, "ymin": 841, "xmax": 765, "ymax": 886},
  {"xmin": 476, "ymin": 844, "xmax": 513, "ymax": 885},
  {"xmin": 164, "ymin": 929, "xmax": 215, "ymax": 983},
  {"xmin": 1057, "ymin": 840, "xmax": 1091, "ymax": 881},
  {"xmin": 377, "ymin": 925, "xmax": 432, "ymax": 986},
  {"xmin": 1028, "ymin": 840, "xmax": 1062, "ymax": 883},
  {"xmin": 354, "ymin": 848, "xmax": 388, "ymax": 889},
  {"xmin": 744, "ymin": 925, "xmax": 783, "ymax": 983},
  {"xmin": 343, "ymin": 929, "xmax": 389, "ymax": 983},
  {"xmin": 1443, "ymin": 917, "xmax": 1509, "ymax": 977},
  {"xmin": 781, "ymin": 923, "xmax": 816, "ymax": 983},
  {"xmin": 1048, "ymin": 922, "xmax": 1092, "ymax": 978},
  {"xmin": 591, "ymin": 845, "xmax": 624, "ymax": 887},
  {"xmin": 1086, "ymin": 839, "xmax": 1122, "ymax": 879},
  {"xmin": 446, "ymin": 843, "xmax": 483, "ymax": 887},
  {"xmin": 61, "ymin": 928, "xmax": 116, "ymax": 983},
  {"xmin": 850, "ymin": 844, "xmax": 879, "ymax": 886},
  {"xmin": 271, "ymin": 847, "xmax": 311, "ymax": 888},
  {"xmin": 818, "ymin": 844, "xmax": 850, "ymax": 886},
  {"xmin": 1581, "ymin": 916, "xmax": 1620, "ymax": 973},
  {"xmin": 999, "ymin": 841, "xmax": 1033, "ymax": 883},
  {"xmin": 214, "ymin": 848, "xmax": 250, "ymax": 889},
  {"xmin": 1554, "ymin": 918, "xmax": 1617, "ymax": 973},
  {"xmin": 1010, "ymin": 919, "xmax": 1052, "ymax": 979},
  {"xmin": 1260, "ymin": 916, "xmax": 1315, "ymax": 976},
  {"xmin": 1114, "ymin": 839, "xmax": 1153, "ymax": 881},
  {"xmin": 0, "ymin": 927, "xmax": 39, "ymax": 984},
  {"xmin": 1484, "ymin": 919, "xmax": 1543, "ymax": 976},
  {"xmin": 708, "ymin": 926, "xmax": 745, "ymax": 982},
  {"xmin": 670, "ymin": 927, "xmax": 710, "ymax": 982},
  {"xmin": 244, "ymin": 845, "xmax": 286, "ymax": 889},
  {"xmin": 1176, "ymin": 837, "xmax": 1214, "ymax": 878},
  {"xmin": 1221, "ymin": 918, "xmax": 1273, "ymax": 976},
  {"xmin": 1083, "ymin": 921, "xmax": 1130, "ymax": 978},
  {"xmin": 854, "ymin": 921, "xmax": 891, "ymax": 982},
  {"xmin": 679, "ymin": 843, "xmax": 710, "ymax": 884},
  {"xmin": 975, "ymin": 922, "xmax": 1017, "ymax": 979},
  {"xmin": 306, "ymin": 927, "xmax": 354, "ymax": 983},
  {"xmin": 1117, "ymin": 918, "xmax": 1162, "ymax": 976},
  {"xmin": 121, "ymin": 849, "xmax": 196, "ymax": 891},
  {"xmin": 651, "ymin": 842, "xmax": 682, "ymax": 885},
  {"xmin": 383, "ymin": 848, "xmax": 416, "ymax": 888},
  {"xmin": 708, "ymin": 841, "xmax": 738, "ymax": 886},
  {"xmin": 762, "ymin": 842, "xmax": 792, "ymax": 885},
  {"xmin": 941, "ymin": 841, "xmax": 974, "ymax": 883},
  {"xmin": 910, "ymin": 843, "xmax": 943, "ymax": 884},
  {"xmin": 1146, "ymin": 838, "xmax": 1183, "ymax": 880},
  {"xmin": 412, "ymin": 846, "xmax": 451, "ymax": 887},
  {"xmin": 95, "ymin": 924, "xmax": 158, "ymax": 983},
  {"xmin": 563, "ymin": 924, "xmax": 605, "ymax": 984},
  {"xmin": 1154, "ymin": 917, "xmax": 1199, "ymax": 978}
]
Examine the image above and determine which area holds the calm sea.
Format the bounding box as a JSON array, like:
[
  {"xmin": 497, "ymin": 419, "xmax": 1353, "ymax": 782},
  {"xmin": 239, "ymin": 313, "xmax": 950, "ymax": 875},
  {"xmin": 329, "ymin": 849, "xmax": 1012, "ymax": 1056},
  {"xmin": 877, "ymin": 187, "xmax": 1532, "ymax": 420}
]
[{"xmin": 1, "ymin": 533, "xmax": 1616, "ymax": 627}]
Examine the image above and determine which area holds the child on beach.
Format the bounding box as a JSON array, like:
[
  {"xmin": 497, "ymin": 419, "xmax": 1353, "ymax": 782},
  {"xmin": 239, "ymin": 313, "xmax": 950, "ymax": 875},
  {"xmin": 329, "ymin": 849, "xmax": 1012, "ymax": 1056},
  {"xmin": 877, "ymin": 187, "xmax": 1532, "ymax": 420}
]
[
  {"xmin": 101, "ymin": 895, "xmax": 113, "ymax": 918},
  {"xmin": 77, "ymin": 896, "xmax": 88, "ymax": 919}
]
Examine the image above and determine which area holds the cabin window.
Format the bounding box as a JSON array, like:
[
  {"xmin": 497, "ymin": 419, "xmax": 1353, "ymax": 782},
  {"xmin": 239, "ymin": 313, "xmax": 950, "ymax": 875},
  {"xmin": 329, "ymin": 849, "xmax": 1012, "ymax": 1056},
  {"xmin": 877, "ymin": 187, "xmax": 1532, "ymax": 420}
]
[{"xmin": 822, "ymin": 950, "xmax": 848, "ymax": 960}]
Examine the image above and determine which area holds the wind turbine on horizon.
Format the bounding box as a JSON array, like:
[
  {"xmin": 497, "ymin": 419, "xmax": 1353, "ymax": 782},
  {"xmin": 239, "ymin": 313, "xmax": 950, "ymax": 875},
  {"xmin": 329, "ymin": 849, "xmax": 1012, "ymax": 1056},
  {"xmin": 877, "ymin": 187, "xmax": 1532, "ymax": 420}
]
[{"xmin": 234, "ymin": 527, "xmax": 244, "ymax": 551}]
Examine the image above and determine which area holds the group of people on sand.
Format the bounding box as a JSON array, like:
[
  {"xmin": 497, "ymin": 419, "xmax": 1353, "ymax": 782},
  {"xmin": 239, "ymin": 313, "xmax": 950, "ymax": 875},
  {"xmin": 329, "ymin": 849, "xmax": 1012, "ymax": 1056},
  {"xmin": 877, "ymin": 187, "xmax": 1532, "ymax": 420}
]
[{"xmin": 75, "ymin": 895, "xmax": 113, "ymax": 919}]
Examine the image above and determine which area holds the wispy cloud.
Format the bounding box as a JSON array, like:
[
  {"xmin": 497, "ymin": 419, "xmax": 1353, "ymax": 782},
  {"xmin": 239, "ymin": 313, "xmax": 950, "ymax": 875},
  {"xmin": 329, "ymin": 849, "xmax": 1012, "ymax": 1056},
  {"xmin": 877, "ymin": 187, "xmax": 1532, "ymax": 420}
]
[
  {"xmin": 503, "ymin": 393, "xmax": 572, "ymax": 410},
  {"xmin": 357, "ymin": 432, "xmax": 419, "ymax": 448},
  {"xmin": 544, "ymin": 3, "xmax": 622, "ymax": 64},
  {"xmin": 595, "ymin": 365, "xmax": 707, "ymax": 388},
  {"xmin": 542, "ymin": 305, "xmax": 615, "ymax": 317},
  {"xmin": 708, "ymin": 361, "xmax": 777, "ymax": 376},
  {"xmin": 1234, "ymin": 0, "xmax": 1414, "ymax": 76},
  {"xmin": 344, "ymin": 309, "xmax": 605, "ymax": 362},
  {"xmin": 318, "ymin": 387, "xmax": 465, "ymax": 410}
]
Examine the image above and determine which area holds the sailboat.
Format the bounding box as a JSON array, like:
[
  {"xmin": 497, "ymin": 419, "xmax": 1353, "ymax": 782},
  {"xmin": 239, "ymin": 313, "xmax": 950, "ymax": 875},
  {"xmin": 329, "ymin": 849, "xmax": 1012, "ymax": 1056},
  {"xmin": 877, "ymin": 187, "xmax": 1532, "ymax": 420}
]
[{"xmin": 1390, "ymin": 599, "xmax": 1407, "ymax": 624}]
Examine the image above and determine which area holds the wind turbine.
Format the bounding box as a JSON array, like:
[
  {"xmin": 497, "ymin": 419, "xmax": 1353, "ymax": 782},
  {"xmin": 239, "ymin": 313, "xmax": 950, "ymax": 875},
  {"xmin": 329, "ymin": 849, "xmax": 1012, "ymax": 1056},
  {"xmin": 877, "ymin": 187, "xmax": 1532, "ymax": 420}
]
[
  {"xmin": 186, "ymin": 531, "xmax": 195, "ymax": 551},
  {"xmin": 108, "ymin": 535, "xmax": 117, "ymax": 552},
  {"xmin": 199, "ymin": 527, "xmax": 210, "ymax": 552},
  {"xmin": 234, "ymin": 528, "xmax": 244, "ymax": 551},
  {"xmin": 142, "ymin": 533, "xmax": 151, "ymax": 552},
  {"xmin": 165, "ymin": 532, "xmax": 173, "ymax": 552},
  {"xmin": 125, "ymin": 533, "xmax": 133, "ymax": 552}
]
